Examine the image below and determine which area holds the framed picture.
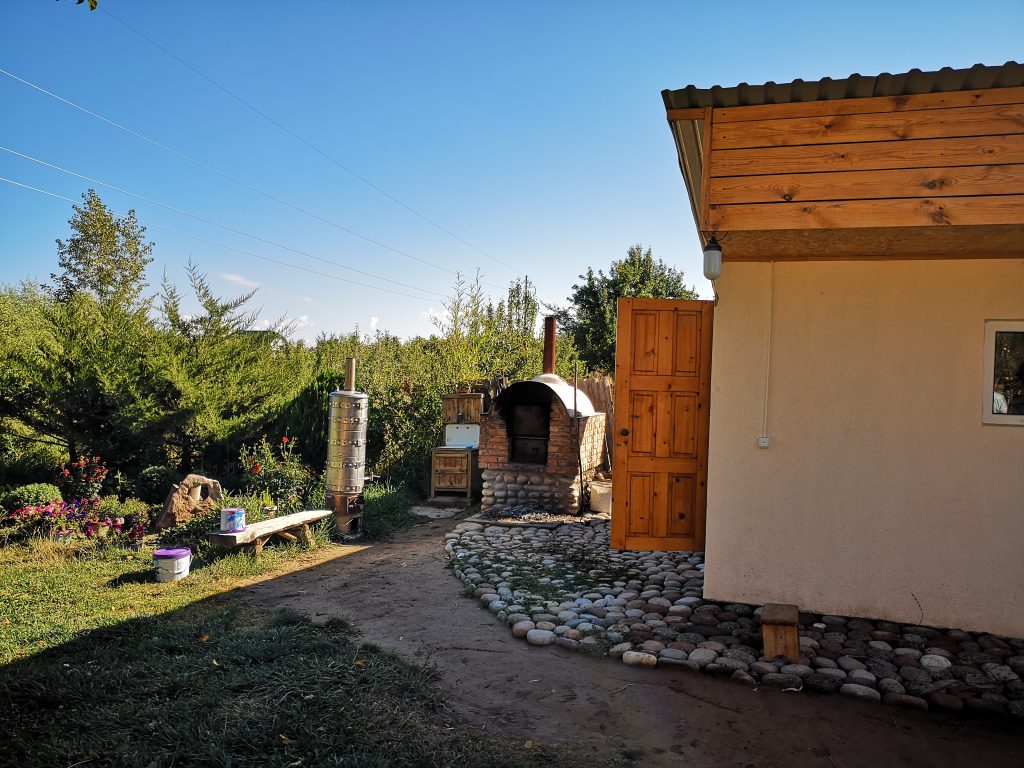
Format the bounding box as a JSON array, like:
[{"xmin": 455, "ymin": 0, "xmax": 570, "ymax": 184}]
[{"xmin": 982, "ymin": 320, "xmax": 1024, "ymax": 426}]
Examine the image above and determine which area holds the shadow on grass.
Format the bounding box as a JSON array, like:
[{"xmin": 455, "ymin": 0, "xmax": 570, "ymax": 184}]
[
  {"xmin": 0, "ymin": 550, "xmax": 587, "ymax": 768},
  {"xmin": 106, "ymin": 569, "xmax": 153, "ymax": 587}
]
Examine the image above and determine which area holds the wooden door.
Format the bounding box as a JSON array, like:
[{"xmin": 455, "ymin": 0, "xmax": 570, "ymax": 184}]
[{"xmin": 611, "ymin": 298, "xmax": 713, "ymax": 551}]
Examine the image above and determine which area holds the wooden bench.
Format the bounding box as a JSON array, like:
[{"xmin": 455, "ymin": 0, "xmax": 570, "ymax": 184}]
[{"xmin": 207, "ymin": 509, "xmax": 332, "ymax": 554}]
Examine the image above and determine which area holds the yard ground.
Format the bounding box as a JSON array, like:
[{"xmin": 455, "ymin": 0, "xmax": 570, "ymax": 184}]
[
  {"xmin": 242, "ymin": 517, "xmax": 1024, "ymax": 768},
  {"xmin": 2, "ymin": 518, "xmax": 1022, "ymax": 767}
]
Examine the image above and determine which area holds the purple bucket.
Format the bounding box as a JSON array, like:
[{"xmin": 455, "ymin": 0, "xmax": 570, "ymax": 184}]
[
  {"xmin": 154, "ymin": 547, "xmax": 192, "ymax": 582},
  {"xmin": 154, "ymin": 547, "xmax": 192, "ymax": 559}
]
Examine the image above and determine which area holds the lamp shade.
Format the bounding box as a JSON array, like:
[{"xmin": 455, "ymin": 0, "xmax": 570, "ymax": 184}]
[{"xmin": 703, "ymin": 236, "xmax": 722, "ymax": 281}]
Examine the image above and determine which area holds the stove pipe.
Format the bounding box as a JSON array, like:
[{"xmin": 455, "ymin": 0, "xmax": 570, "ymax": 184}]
[{"xmin": 542, "ymin": 316, "xmax": 556, "ymax": 375}]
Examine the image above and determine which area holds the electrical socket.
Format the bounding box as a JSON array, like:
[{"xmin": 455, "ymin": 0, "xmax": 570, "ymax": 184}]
[{"xmin": 757, "ymin": 436, "xmax": 770, "ymax": 448}]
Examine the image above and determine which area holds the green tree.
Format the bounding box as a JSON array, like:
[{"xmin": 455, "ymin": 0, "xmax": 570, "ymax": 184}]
[
  {"xmin": 156, "ymin": 264, "xmax": 311, "ymax": 473},
  {"xmin": 557, "ymin": 244, "xmax": 698, "ymax": 372},
  {"xmin": 50, "ymin": 189, "xmax": 154, "ymax": 309},
  {"xmin": 0, "ymin": 284, "xmax": 167, "ymax": 469}
]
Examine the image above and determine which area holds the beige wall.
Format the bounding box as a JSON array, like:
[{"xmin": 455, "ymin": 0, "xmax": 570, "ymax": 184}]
[{"xmin": 704, "ymin": 258, "xmax": 1024, "ymax": 637}]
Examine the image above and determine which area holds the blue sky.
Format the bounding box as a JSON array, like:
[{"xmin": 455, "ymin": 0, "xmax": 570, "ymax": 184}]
[{"xmin": 2, "ymin": 1, "xmax": 1021, "ymax": 341}]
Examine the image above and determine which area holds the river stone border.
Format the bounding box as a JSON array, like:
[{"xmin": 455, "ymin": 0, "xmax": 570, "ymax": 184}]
[{"xmin": 444, "ymin": 520, "xmax": 1024, "ymax": 719}]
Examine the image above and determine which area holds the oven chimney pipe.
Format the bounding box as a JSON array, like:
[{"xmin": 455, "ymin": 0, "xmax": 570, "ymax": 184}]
[
  {"xmin": 542, "ymin": 316, "xmax": 556, "ymax": 375},
  {"xmin": 345, "ymin": 357, "xmax": 356, "ymax": 392}
]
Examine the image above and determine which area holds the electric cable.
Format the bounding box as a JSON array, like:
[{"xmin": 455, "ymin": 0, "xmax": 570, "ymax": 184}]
[
  {"xmin": 98, "ymin": 6, "xmax": 522, "ymax": 277},
  {"xmin": 0, "ymin": 67, "xmax": 509, "ymax": 286},
  {"xmin": 0, "ymin": 175, "xmax": 438, "ymax": 302},
  {"xmin": 0, "ymin": 145, "xmax": 443, "ymax": 299}
]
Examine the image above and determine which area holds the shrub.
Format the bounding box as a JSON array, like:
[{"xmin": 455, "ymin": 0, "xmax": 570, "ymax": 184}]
[
  {"xmin": 361, "ymin": 484, "xmax": 416, "ymax": 541},
  {"xmin": 56, "ymin": 456, "xmax": 108, "ymax": 501},
  {"xmin": 134, "ymin": 466, "xmax": 182, "ymax": 504},
  {"xmin": 239, "ymin": 435, "xmax": 315, "ymax": 513},
  {"xmin": 1, "ymin": 483, "xmax": 62, "ymax": 513}
]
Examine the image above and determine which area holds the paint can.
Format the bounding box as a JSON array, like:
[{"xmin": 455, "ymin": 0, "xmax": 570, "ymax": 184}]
[
  {"xmin": 154, "ymin": 547, "xmax": 192, "ymax": 582},
  {"xmin": 220, "ymin": 507, "xmax": 246, "ymax": 533}
]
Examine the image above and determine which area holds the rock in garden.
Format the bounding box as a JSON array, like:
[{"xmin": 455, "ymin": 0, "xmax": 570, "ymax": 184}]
[
  {"xmin": 154, "ymin": 474, "xmax": 222, "ymax": 530},
  {"xmin": 526, "ymin": 629, "xmax": 556, "ymax": 646},
  {"xmin": 840, "ymin": 684, "xmax": 881, "ymax": 702}
]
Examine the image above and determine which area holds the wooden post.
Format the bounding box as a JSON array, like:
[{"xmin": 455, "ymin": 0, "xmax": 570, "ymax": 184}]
[{"xmin": 761, "ymin": 603, "xmax": 800, "ymax": 662}]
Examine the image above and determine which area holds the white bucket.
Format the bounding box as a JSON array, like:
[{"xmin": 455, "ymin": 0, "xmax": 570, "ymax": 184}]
[
  {"xmin": 590, "ymin": 479, "xmax": 612, "ymax": 514},
  {"xmin": 154, "ymin": 548, "xmax": 192, "ymax": 582},
  {"xmin": 220, "ymin": 507, "xmax": 246, "ymax": 533}
]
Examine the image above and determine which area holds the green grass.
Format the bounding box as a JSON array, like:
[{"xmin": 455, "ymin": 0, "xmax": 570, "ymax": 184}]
[
  {"xmin": 0, "ymin": 537, "xmax": 316, "ymax": 665},
  {"xmin": 0, "ymin": 539, "xmax": 607, "ymax": 767},
  {"xmin": 361, "ymin": 484, "xmax": 419, "ymax": 541}
]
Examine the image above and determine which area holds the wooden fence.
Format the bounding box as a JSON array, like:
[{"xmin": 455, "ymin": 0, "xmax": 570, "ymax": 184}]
[{"xmin": 577, "ymin": 375, "xmax": 614, "ymax": 465}]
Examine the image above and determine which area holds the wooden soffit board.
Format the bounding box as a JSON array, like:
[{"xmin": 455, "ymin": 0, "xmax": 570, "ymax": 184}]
[
  {"xmin": 666, "ymin": 85, "xmax": 1024, "ymax": 260},
  {"xmin": 715, "ymin": 224, "xmax": 1024, "ymax": 261}
]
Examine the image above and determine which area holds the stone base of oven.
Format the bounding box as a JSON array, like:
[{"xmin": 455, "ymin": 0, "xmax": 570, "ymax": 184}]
[{"xmin": 480, "ymin": 469, "xmax": 585, "ymax": 514}]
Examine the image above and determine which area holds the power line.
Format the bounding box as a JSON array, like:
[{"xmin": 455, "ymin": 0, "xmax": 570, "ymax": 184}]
[
  {"xmin": 0, "ymin": 175, "xmax": 438, "ymax": 302},
  {"xmin": 0, "ymin": 145, "xmax": 444, "ymax": 299},
  {"xmin": 98, "ymin": 5, "xmax": 523, "ymax": 276},
  {"xmin": 0, "ymin": 66, "xmax": 486, "ymax": 282}
]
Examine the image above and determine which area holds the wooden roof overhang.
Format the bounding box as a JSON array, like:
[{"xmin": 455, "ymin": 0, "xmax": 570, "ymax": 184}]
[{"xmin": 663, "ymin": 63, "xmax": 1024, "ymax": 261}]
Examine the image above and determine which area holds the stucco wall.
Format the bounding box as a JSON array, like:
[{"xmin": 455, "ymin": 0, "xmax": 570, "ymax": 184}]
[{"xmin": 704, "ymin": 258, "xmax": 1024, "ymax": 637}]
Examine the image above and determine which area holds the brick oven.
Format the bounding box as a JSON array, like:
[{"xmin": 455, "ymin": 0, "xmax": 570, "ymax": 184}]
[{"xmin": 478, "ymin": 319, "xmax": 606, "ymax": 513}]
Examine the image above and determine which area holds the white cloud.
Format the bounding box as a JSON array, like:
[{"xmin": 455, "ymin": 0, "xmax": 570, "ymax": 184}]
[
  {"xmin": 294, "ymin": 314, "xmax": 315, "ymax": 330},
  {"xmin": 301, "ymin": 296, "xmax": 315, "ymax": 304},
  {"xmin": 369, "ymin": 316, "xmax": 379, "ymax": 331},
  {"xmin": 220, "ymin": 272, "xmax": 260, "ymax": 289},
  {"xmin": 422, "ymin": 306, "xmax": 441, "ymax": 322}
]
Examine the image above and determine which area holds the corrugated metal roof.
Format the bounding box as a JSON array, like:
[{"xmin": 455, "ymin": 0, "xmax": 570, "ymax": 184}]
[{"xmin": 662, "ymin": 61, "xmax": 1023, "ymax": 110}]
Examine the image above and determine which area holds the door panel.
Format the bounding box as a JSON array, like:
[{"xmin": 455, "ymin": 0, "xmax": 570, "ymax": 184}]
[{"xmin": 611, "ymin": 298, "xmax": 713, "ymax": 551}]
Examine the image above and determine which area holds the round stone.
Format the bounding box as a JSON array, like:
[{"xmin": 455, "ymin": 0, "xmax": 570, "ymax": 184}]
[
  {"xmin": 761, "ymin": 673, "xmax": 803, "ymax": 690},
  {"xmin": 688, "ymin": 648, "xmax": 719, "ymax": 667},
  {"xmin": 840, "ymin": 684, "xmax": 881, "ymax": 702},
  {"xmin": 512, "ymin": 620, "xmax": 536, "ymax": 638},
  {"xmin": 920, "ymin": 654, "xmax": 953, "ymax": 673},
  {"xmin": 526, "ymin": 629, "xmax": 556, "ymax": 646},
  {"xmin": 884, "ymin": 693, "xmax": 929, "ymax": 711},
  {"xmin": 780, "ymin": 664, "xmax": 814, "ymax": 678},
  {"xmin": 622, "ymin": 651, "xmax": 658, "ymax": 667},
  {"xmin": 804, "ymin": 674, "xmax": 844, "ymax": 693}
]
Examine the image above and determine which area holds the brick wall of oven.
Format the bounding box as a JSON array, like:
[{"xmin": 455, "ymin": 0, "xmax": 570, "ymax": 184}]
[{"xmin": 480, "ymin": 399, "xmax": 606, "ymax": 513}]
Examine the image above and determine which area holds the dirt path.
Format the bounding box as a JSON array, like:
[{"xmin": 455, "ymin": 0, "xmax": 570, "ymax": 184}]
[{"xmin": 240, "ymin": 519, "xmax": 1024, "ymax": 767}]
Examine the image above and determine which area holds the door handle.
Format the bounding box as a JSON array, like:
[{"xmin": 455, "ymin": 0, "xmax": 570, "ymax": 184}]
[{"xmin": 620, "ymin": 428, "xmax": 629, "ymax": 436}]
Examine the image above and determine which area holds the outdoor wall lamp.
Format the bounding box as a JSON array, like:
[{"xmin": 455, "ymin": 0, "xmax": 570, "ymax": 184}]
[{"xmin": 703, "ymin": 235, "xmax": 722, "ymax": 281}]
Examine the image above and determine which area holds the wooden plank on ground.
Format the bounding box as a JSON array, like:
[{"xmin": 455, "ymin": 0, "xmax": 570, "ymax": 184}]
[
  {"xmin": 709, "ymin": 134, "xmax": 1024, "ymax": 177},
  {"xmin": 711, "ymin": 87, "xmax": 1024, "ymax": 124},
  {"xmin": 208, "ymin": 509, "xmax": 332, "ymax": 546},
  {"xmin": 712, "ymin": 103, "xmax": 1024, "ymax": 149},
  {"xmin": 707, "ymin": 194, "xmax": 1024, "ymax": 231},
  {"xmin": 708, "ymin": 164, "xmax": 1024, "ymax": 205}
]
